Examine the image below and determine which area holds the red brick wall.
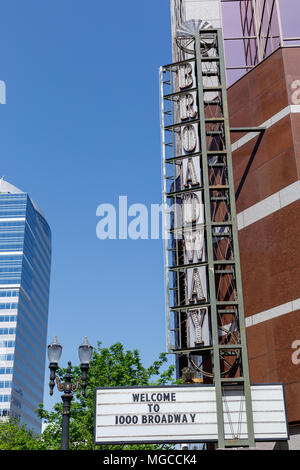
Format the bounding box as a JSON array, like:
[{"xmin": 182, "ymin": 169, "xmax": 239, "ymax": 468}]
[{"xmin": 228, "ymin": 47, "xmax": 300, "ymax": 423}]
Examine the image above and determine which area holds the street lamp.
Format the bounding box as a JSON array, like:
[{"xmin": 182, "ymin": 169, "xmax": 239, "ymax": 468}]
[{"xmin": 47, "ymin": 336, "xmax": 93, "ymax": 450}]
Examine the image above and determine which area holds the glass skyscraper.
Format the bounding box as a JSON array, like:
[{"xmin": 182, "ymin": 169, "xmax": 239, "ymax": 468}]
[{"xmin": 0, "ymin": 179, "xmax": 51, "ymax": 434}]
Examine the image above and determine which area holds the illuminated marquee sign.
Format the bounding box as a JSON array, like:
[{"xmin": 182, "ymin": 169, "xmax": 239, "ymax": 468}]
[{"xmin": 94, "ymin": 384, "xmax": 289, "ymax": 445}]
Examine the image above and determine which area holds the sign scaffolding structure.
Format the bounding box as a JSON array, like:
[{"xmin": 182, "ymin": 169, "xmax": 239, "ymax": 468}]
[{"xmin": 160, "ymin": 25, "xmax": 255, "ymax": 448}]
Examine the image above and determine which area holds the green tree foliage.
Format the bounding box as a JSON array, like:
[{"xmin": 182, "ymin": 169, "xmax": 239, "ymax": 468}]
[
  {"xmin": 36, "ymin": 342, "xmax": 176, "ymax": 450},
  {"xmin": 0, "ymin": 418, "xmax": 42, "ymax": 450}
]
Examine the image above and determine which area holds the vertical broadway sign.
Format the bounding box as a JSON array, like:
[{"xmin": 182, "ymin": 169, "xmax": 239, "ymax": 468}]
[
  {"xmin": 179, "ymin": 61, "xmax": 210, "ymax": 351},
  {"xmin": 161, "ymin": 32, "xmax": 218, "ymax": 362},
  {"xmin": 161, "ymin": 6, "xmax": 256, "ymax": 447},
  {"xmin": 161, "ymin": 55, "xmax": 211, "ymax": 357}
]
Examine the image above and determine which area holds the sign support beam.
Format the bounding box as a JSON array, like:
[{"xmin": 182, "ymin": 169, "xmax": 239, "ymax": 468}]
[{"xmin": 194, "ymin": 30, "xmax": 225, "ymax": 449}]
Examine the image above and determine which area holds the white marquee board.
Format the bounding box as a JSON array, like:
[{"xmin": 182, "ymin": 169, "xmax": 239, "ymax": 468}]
[{"xmin": 94, "ymin": 383, "xmax": 288, "ymax": 445}]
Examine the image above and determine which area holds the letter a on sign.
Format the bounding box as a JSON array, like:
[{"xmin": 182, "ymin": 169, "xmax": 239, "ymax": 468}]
[
  {"xmin": 189, "ymin": 268, "xmax": 206, "ymax": 303},
  {"xmin": 184, "ymin": 158, "xmax": 199, "ymax": 188}
]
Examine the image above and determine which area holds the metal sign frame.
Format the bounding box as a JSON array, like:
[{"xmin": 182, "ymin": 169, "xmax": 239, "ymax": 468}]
[{"xmin": 160, "ymin": 26, "xmax": 256, "ymax": 448}]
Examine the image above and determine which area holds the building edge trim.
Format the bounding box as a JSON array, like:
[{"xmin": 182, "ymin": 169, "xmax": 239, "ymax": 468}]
[
  {"xmin": 246, "ymin": 298, "xmax": 300, "ymax": 328},
  {"xmin": 237, "ymin": 180, "xmax": 300, "ymax": 230},
  {"xmin": 231, "ymin": 104, "xmax": 300, "ymax": 152}
]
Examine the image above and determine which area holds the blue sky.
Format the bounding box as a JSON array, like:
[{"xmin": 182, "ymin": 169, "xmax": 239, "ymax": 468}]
[{"xmin": 0, "ymin": 0, "xmax": 173, "ymax": 410}]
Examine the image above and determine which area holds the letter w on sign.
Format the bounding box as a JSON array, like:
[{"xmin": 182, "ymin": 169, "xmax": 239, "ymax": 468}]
[{"xmin": 184, "ymin": 227, "xmax": 204, "ymax": 262}]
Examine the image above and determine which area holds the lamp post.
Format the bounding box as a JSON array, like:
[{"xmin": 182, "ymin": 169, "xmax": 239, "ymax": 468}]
[{"xmin": 47, "ymin": 336, "xmax": 93, "ymax": 450}]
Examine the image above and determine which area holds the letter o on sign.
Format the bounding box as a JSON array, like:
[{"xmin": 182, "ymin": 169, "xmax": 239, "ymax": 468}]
[{"xmin": 182, "ymin": 125, "xmax": 197, "ymax": 153}]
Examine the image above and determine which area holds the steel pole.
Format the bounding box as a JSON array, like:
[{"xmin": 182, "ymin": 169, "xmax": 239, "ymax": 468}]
[{"xmin": 61, "ymin": 393, "xmax": 73, "ymax": 450}]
